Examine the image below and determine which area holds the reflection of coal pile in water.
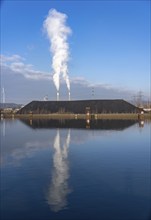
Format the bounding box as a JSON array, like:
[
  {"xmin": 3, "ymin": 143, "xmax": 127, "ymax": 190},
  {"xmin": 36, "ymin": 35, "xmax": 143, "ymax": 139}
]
[
  {"xmin": 20, "ymin": 119, "xmax": 137, "ymax": 130},
  {"xmin": 47, "ymin": 129, "xmax": 71, "ymax": 212}
]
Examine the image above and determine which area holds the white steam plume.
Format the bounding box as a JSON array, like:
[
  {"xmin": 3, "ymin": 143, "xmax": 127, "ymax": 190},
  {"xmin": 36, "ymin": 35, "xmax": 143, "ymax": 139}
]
[
  {"xmin": 43, "ymin": 9, "xmax": 71, "ymax": 98},
  {"xmin": 47, "ymin": 129, "xmax": 71, "ymax": 212}
]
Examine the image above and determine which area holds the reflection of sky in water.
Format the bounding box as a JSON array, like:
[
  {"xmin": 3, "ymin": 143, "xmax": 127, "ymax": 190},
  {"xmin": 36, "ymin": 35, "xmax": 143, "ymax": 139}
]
[
  {"xmin": 0, "ymin": 119, "xmax": 150, "ymax": 220},
  {"xmin": 47, "ymin": 129, "xmax": 71, "ymax": 212}
]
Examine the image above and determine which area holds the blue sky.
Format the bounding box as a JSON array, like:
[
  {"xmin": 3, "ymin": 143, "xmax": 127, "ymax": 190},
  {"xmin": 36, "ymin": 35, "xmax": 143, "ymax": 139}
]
[{"xmin": 1, "ymin": 0, "xmax": 150, "ymax": 104}]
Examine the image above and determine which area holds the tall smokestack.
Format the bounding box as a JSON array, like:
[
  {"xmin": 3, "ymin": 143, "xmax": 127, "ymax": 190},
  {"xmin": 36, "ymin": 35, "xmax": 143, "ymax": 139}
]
[{"xmin": 43, "ymin": 9, "xmax": 72, "ymax": 100}]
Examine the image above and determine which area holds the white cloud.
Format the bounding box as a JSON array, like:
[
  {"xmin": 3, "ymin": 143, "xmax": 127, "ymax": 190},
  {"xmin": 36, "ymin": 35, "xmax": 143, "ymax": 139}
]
[
  {"xmin": 70, "ymin": 76, "xmax": 133, "ymax": 96},
  {"xmin": 0, "ymin": 54, "xmax": 52, "ymax": 81},
  {"xmin": 0, "ymin": 53, "xmax": 138, "ymax": 103},
  {"xmin": 70, "ymin": 76, "xmax": 88, "ymax": 85},
  {"xmin": 1, "ymin": 54, "xmax": 116, "ymax": 88},
  {"xmin": 0, "ymin": 54, "xmax": 24, "ymax": 63}
]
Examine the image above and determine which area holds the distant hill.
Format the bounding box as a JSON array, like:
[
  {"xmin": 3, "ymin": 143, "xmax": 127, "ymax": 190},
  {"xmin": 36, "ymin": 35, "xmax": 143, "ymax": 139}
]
[{"xmin": 0, "ymin": 103, "xmax": 23, "ymax": 109}]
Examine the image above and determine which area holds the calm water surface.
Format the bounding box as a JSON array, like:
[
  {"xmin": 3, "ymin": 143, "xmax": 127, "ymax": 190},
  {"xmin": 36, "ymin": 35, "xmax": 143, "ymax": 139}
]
[{"xmin": 0, "ymin": 119, "xmax": 150, "ymax": 220}]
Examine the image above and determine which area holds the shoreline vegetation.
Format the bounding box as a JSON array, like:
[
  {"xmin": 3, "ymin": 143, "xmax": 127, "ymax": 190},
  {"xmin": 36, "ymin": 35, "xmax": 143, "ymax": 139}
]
[{"xmin": 1, "ymin": 113, "xmax": 151, "ymax": 120}]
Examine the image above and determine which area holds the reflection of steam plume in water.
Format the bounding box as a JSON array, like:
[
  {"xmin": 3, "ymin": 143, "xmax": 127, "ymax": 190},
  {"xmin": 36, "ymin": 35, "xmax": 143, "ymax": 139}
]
[
  {"xmin": 47, "ymin": 129, "xmax": 71, "ymax": 212},
  {"xmin": 1, "ymin": 119, "xmax": 6, "ymax": 137},
  {"xmin": 43, "ymin": 9, "xmax": 71, "ymax": 100},
  {"xmin": 2, "ymin": 87, "xmax": 5, "ymax": 103}
]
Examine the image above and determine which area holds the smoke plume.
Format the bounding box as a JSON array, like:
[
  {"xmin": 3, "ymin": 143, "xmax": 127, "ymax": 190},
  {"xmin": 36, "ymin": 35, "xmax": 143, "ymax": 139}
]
[{"xmin": 43, "ymin": 9, "xmax": 71, "ymax": 97}]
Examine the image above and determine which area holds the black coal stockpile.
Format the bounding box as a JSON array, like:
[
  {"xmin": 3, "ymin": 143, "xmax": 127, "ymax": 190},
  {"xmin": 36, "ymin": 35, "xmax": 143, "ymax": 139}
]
[{"xmin": 18, "ymin": 99, "xmax": 139, "ymax": 114}]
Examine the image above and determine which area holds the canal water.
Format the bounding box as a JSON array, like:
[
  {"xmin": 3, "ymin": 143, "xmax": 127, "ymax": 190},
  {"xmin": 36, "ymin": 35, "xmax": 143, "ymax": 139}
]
[{"xmin": 0, "ymin": 119, "xmax": 150, "ymax": 220}]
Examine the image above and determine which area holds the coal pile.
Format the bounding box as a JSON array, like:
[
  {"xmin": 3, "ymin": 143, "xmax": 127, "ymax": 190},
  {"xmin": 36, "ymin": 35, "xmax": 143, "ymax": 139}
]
[{"xmin": 18, "ymin": 99, "xmax": 139, "ymax": 114}]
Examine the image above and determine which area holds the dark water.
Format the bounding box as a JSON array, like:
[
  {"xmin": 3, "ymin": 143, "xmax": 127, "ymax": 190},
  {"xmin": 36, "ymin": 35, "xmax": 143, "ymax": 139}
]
[{"xmin": 0, "ymin": 119, "xmax": 150, "ymax": 220}]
